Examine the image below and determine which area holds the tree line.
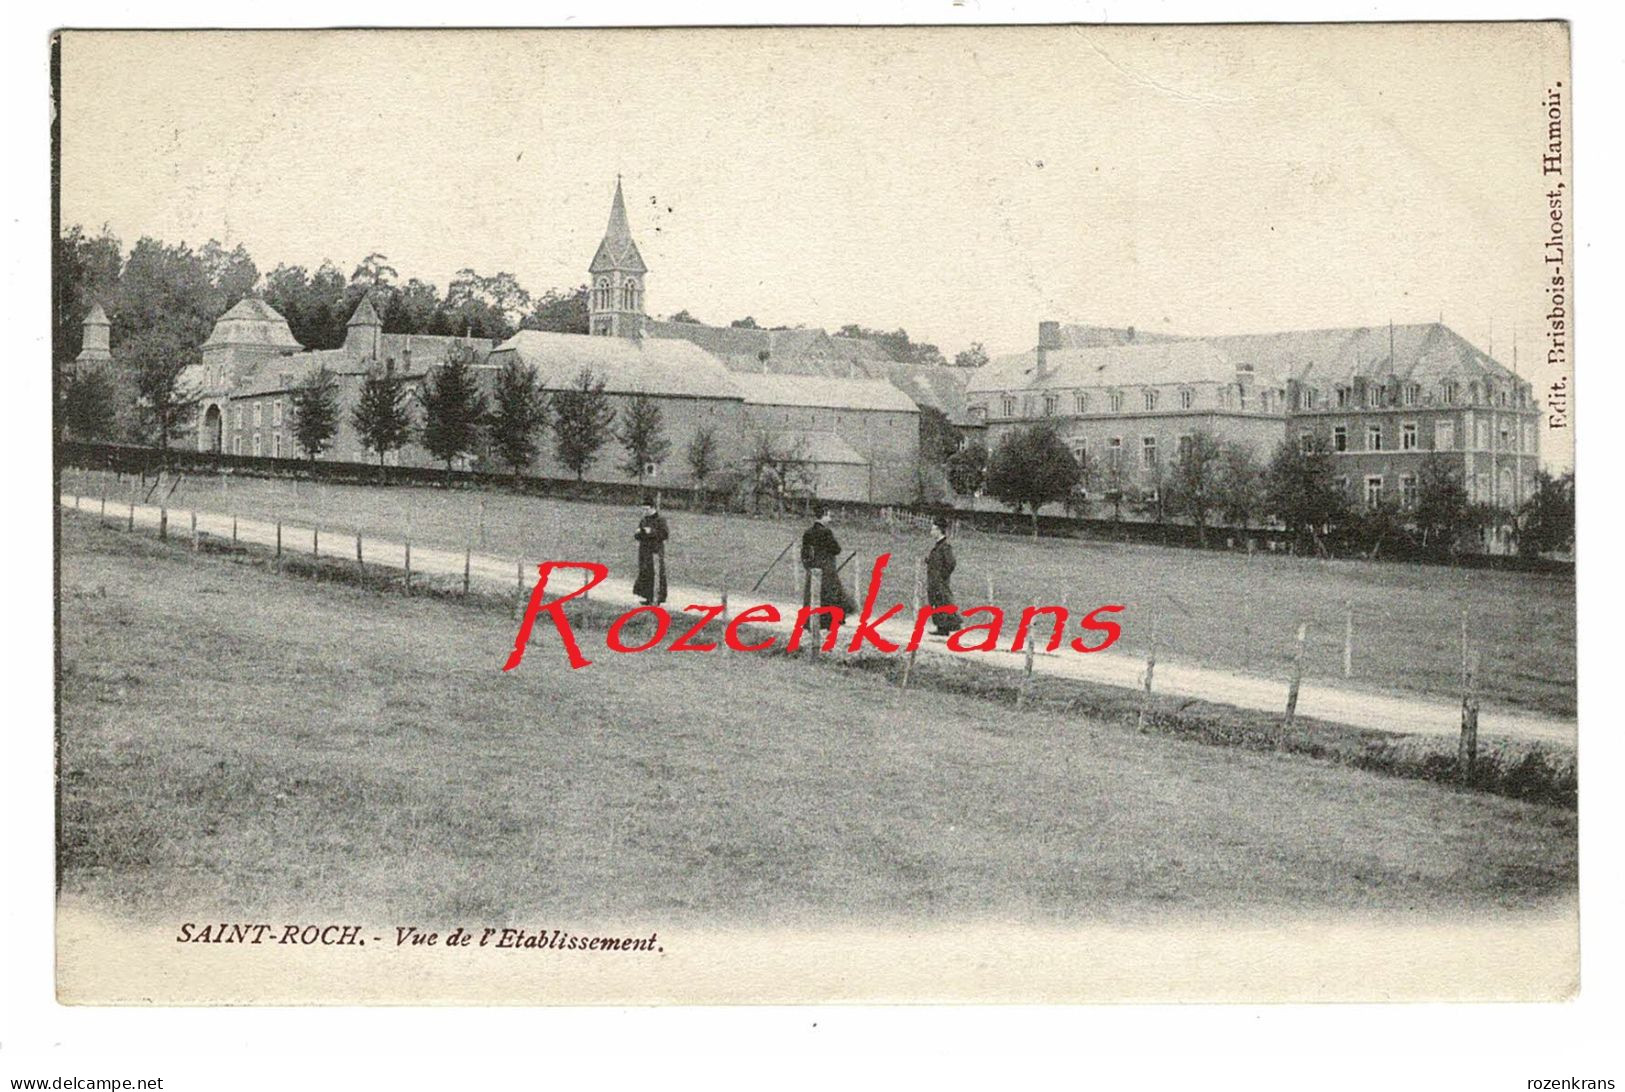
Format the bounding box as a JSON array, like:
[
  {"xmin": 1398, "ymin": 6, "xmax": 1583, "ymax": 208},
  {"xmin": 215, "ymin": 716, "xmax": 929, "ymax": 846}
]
[
  {"xmin": 286, "ymin": 349, "xmax": 729, "ymax": 501},
  {"xmin": 947, "ymin": 423, "xmax": 1575, "ymax": 559}
]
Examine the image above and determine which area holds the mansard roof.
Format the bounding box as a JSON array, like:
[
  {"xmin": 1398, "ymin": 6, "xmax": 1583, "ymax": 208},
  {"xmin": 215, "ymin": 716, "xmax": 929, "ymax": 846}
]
[
  {"xmin": 588, "ymin": 178, "xmax": 647, "ymax": 275},
  {"xmin": 971, "ymin": 322, "xmax": 1522, "ymax": 396}
]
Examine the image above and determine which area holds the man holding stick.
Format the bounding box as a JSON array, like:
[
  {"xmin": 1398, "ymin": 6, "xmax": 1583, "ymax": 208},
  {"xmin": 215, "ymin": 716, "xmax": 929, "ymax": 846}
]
[{"xmin": 800, "ymin": 503, "xmax": 856, "ymax": 614}]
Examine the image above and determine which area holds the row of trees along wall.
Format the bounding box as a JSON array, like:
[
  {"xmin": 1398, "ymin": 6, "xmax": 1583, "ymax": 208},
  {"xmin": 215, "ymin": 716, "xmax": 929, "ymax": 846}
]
[{"xmin": 948, "ymin": 422, "xmax": 1573, "ymax": 561}]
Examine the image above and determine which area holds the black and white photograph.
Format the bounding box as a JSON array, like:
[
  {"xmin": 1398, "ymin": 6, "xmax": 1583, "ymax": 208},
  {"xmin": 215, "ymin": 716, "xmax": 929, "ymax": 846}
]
[{"xmin": 44, "ymin": 21, "xmax": 1581, "ymax": 1013}]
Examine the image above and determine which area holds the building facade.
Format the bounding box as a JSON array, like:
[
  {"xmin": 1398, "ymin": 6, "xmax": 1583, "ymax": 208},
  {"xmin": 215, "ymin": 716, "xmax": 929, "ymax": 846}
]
[
  {"xmin": 174, "ymin": 179, "xmax": 924, "ymax": 503},
  {"xmin": 968, "ymin": 322, "xmax": 1290, "ymax": 504},
  {"xmin": 967, "ymin": 319, "xmax": 1540, "ymax": 517}
]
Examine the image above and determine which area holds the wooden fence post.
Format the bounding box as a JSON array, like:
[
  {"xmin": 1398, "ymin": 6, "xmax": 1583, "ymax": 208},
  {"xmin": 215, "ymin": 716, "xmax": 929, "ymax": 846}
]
[
  {"xmin": 1343, "ymin": 600, "xmax": 1354, "ymax": 678},
  {"xmin": 1017, "ymin": 625, "xmax": 1037, "ymax": 708},
  {"xmin": 463, "ymin": 547, "xmax": 471, "ymax": 597},
  {"xmin": 99, "ymin": 492, "xmax": 106, "ymax": 523},
  {"xmin": 901, "ymin": 560, "xmax": 923, "ymax": 689},
  {"xmin": 803, "ymin": 567, "xmax": 821, "ymax": 660},
  {"xmin": 1136, "ymin": 620, "xmax": 1158, "ymax": 732},
  {"xmin": 1459, "ymin": 650, "xmax": 1480, "ymax": 785},
  {"xmin": 190, "ymin": 510, "xmax": 199, "ymax": 551},
  {"xmin": 404, "ymin": 540, "xmax": 412, "ymax": 595},
  {"xmin": 1284, "ymin": 622, "xmax": 1308, "ymax": 728},
  {"xmin": 158, "ymin": 507, "xmax": 168, "ymax": 541},
  {"xmin": 355, "ymin": 533, "xmax": 365, "ymax": 584},
  {"xmin": 231, "ymin": 516, "xmax": 238, "ymax": 545},
  {"xmin": 720, "ymin": 584, "xmax": 730, "ymax": 655},
  {"xmin": 127, "ymin": 498, "xmax": 134, "ymax": 532},
  {"xmin": 275, "ymin": 521, "xmax": 282, "ymax": 567},
  {"xmin": 515, "ymin": 560, "xmax": 525, "ymax": 620}
]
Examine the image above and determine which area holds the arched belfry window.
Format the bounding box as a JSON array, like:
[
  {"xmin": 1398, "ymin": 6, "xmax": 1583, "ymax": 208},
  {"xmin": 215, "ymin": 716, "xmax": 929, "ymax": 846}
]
[
  {"xmin": 622, "ymin": 279, "xmax": 639, "ymax": 311},
  {"xmin": 594, "ymin": 278, "xmax": 611, "ymax": 311}
]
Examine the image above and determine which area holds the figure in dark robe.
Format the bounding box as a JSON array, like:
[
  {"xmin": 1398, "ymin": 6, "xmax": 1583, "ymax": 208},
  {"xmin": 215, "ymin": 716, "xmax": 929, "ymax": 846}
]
[
  {"xmin": 800, "ymin": 504, "xmax": 855, "ymax": 614},
  {"xmin": 924, "ymin": 514, "xmax": 964, "ymax": 637},
  {"xmin": 632, "ymin": 497, "xmax": 669, "ymax": 605}
]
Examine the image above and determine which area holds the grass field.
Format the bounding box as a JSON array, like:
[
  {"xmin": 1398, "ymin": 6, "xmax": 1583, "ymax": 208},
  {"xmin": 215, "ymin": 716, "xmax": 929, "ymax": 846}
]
[
  {"xmin": 57, "ymin": 516, "xmax": 1576, "ymax": 925},
  {"xmin": 64, "ymin": 467, "xmax": 1577, "ymax": 717}
]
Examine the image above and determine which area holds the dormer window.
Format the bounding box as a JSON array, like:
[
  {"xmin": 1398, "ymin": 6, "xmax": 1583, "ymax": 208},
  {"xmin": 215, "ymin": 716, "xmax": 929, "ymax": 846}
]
[
  {"xmin": 1180, "ymin": 388, "xmax": 1194, "ymax": 410},
  {"xmin": 1073, "ymin": 391, "xmax": 1089, "ymax": 414},
  {"xmin": 1042, "ymin": 392, "xmax": 1058, "ymax": 416},
  {"xmin": 1108, "ymin": 390, "xmax": 1124, "ymax": 413},
  {"xmin": 1143, "ymin": 389, "xmax": 1158, "ymax": 411},
  {"xmin": 1444, "ymin": 381, "xmax": 1458, "ymax": 405}
]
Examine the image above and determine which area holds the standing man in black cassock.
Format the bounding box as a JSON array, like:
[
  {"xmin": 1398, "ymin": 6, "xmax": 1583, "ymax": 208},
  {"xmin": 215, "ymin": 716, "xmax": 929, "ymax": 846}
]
[
  {"xmin": 632, "ymin": 495, "xmax": 668, "ymax": 606},
  {"xmin": 924, "ymin": 514, "xmax": 964, "ymax": 638},
  {"xmin": 800, "ymin": 503, "xmax": 855, "ymax": 614}
]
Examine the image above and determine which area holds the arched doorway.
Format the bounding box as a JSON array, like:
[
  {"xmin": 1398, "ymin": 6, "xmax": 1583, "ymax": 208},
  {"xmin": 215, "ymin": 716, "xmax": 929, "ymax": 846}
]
[{"xmin": 202, "ymin": 404, "xmax": 222, "ymax": 453}]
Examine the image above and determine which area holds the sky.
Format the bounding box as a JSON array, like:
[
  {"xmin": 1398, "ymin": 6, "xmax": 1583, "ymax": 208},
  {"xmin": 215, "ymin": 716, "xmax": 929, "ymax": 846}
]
[{"xmin": 58, "ymin": 25, "xmax": 1571, "ymax": 465}]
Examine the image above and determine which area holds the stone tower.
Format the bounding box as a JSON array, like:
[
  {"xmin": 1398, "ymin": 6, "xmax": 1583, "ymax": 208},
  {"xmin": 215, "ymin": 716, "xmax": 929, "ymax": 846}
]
[
  {"xmin": 588, "ymin": 177, "xmax": 647, "ymax": 338},
  {"xmin": 75, "ymin": 302, "xmax": 112, "ymax": 365}
]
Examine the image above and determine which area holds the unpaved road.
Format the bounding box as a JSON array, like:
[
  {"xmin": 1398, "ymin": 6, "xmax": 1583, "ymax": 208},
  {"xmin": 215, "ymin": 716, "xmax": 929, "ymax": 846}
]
[{"xmin": 61, "ymin": 494, "xmax": 1577, "ymax": 746}]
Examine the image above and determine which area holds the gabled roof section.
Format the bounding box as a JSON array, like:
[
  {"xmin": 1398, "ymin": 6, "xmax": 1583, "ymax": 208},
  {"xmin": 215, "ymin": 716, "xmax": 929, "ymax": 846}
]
[
  {"xmin": 588, "ymin": 178, "xmax": 648, "ymax": 275},
  {"xmin": 735, "ymin": 373, "xmax": 919, "ymax": 414},
  {"xmin": 485, "ymin": 330, "xmax": 742, "ymax": 400}
]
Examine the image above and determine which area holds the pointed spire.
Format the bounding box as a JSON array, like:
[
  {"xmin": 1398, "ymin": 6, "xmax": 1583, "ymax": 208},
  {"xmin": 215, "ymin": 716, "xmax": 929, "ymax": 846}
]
[
  {"xmin": 590, "ymin": 177, "xmax": 646, "ymax": 274},
  {"xmin": 348, "ymin": 295, "xmax": 382, "ymax": 327}
]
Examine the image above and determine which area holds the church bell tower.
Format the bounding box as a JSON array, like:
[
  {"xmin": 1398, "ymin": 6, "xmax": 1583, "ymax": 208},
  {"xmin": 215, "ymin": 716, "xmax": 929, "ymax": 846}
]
[{"xmin": 588, "ymin": 176, "xmax": 648, "ymax": 338}]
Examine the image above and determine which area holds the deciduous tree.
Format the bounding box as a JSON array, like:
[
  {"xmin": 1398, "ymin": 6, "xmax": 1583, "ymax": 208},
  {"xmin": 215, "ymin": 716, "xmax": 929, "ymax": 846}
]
[
  {"xmin": 687, "ymin": 426, "xmax": 719, "ymax": 508},
  {"xmin": 1518, "ymin": 469, "xmax": 1575, "ymax": 557},
  {"xmin": 289, "ymin": 365, "xmax": 341, "ymax": 462},
  {"xmin": 985, "ymin": 425, "xmax": 1081, "ymax": 538},
  {"xmin": 616, "ymin": 393, "xmax": 671, "ymax": 484},
  {"xmin": 352, "ymin": 366, "xmax": 414, "ymax": 471},
  {"xmin": 551, "ymin": 368, "xmax": 617, "ymax": 482},
  {"xmin": 488, "ymin": 359, "xmax": 548, "ymax": 480},
  {"xmin": 418, "ymin": 345, "xmax": 489, "ymax": 477},
  {"xmin": 1167, "ymin": 430, "xmax": 1224, "ymax": 546},
  {"xmin": 1264, "ymin": 435, "xmax": 1348, "ymax": 554}
]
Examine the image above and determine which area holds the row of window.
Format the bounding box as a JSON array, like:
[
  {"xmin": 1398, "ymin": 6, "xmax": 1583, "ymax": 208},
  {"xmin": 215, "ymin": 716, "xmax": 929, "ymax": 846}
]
[
  {"xmin": 1297, "ymin": 380, "xmax": 1527, "ymax": 411},
  {"xmin": 231, "ymin": 400, "xmax": 284, "ymax": 430},
  {"xmin": 1318, "ymin": 417, "xmax": 1531, "ymax": 454},
  {"xmin": 1340, "ymin": 469, "xmax": 1524, "ymax": 510},
  {"xmin": 993, "ymin": 384, "xmax": 1293, "ymax": 420},
  {"xmin": 592, "ymin": 277, "xmax": 641, "ymax": 312},
  {"xmin": 1338, "ymin": 474, "xmax": 1420, "ymax": 511}
]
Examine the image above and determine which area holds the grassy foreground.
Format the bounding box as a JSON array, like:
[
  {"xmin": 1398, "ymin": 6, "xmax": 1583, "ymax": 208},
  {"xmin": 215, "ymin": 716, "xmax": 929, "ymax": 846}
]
[
  {"xmin": 57, "ymin": 514, "xmax": 1575, "ymax": 926},
  {"xmin": 64, "ymin": 467, "xmax": 1577, "ymax": 718}
]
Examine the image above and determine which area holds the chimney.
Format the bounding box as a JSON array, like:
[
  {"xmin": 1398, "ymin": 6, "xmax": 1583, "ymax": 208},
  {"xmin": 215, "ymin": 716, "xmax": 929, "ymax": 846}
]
[
  {"xmin": 1126, "ymin": 325, "xmax": 1136, "ymax": 342},
  {"xmin": 1036, "ymin": 320, "xmax": 1062, "ymax": 376}
]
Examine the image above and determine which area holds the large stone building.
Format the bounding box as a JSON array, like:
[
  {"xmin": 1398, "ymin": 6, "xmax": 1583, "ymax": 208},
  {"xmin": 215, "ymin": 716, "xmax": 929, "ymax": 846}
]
[
  {"xmin": 968, "ymin": 319, "xmax": 1540, "ymax": 513},
  {"xmin": 171, "ymin": 179, "xmax": 924, "ymax": 502}
]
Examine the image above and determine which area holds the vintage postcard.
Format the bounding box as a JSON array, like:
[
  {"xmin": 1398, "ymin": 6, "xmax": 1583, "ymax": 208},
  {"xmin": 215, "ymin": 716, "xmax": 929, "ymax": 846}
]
[{"xmin": 52, "ymin": 23, "xmax": 1576, "ymax": 1004}]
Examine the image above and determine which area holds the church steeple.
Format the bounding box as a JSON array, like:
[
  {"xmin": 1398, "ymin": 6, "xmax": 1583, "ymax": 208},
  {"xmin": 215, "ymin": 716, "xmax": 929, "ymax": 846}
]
[{"xmin": 588, "ymin": 176, "xmax": 647, "ymax": 337}]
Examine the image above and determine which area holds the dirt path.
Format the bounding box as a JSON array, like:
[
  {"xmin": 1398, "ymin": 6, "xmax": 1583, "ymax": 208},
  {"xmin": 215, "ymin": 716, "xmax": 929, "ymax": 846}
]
[{"xmin": 62, "ymin": 494, "xmax": 1577, "ymax": 746}]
